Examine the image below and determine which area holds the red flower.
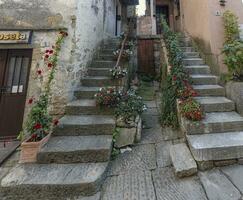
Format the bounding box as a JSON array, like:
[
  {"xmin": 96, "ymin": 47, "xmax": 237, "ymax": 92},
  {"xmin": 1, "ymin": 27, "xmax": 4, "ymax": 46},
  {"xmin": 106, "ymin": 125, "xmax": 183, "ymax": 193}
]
[
  {"xmin": 60, "ymin": 31, "xmax": 68, "ymax": 37},
  {"xmin": 48, "ymin": 63, "xmax": 53, "ymax": 68},
  {"xmin": 49, "ymin": 50, "xmax": 54, "ymax": 54},
  {"xmin": 172, "ymin": 75, "xmax": 177, "ymax": 81},
  {"xmin": 28, "ymin": 97, "xmax": 35, "ymax": 105},
  {"xmin": 37, "ymin": 69, "xmax": 42, "ymax": 76},
  {"xmin": 53, "ymin": 119, "xmax": 59, "ymax": 126},
  {"xmin": 45, "ymin": 54, "xmax": 49, "ymax": 59},
  {"xmin": 33, "ymin": 123, "xmax": 42, "ymax": 130},
  {"xmin": 31, "ymin": 133, "xmax": 37, "ymax": 139},
  {"xmin": 45, "ymin": 50, "xmax": 50, "ymax": 54}
]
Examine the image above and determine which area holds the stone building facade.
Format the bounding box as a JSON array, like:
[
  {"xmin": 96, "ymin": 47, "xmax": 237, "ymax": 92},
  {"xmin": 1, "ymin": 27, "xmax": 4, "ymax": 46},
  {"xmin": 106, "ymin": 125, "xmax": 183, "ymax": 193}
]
[{"xmin": 0, "ymin": 0, "xmax": 136, "ymax": 139}]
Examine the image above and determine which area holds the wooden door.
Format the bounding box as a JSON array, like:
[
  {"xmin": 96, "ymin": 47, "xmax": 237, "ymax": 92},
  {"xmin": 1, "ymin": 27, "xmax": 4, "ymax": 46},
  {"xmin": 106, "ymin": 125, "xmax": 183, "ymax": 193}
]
[
  {"xmin": 156, "ymin": 5, "xmax": 169, "ymax": 34},
  {"xmin": 0, "ymin": 49, "xmax": 32, "ymax": 138},
  {"xmin": 138, "ymin": 39, "xmax": 155, "ymax": 76}
]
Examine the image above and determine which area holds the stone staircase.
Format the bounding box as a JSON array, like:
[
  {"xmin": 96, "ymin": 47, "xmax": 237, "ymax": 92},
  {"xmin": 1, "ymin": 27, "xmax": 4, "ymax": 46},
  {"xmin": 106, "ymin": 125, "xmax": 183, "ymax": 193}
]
[
  {"xmin": 179, "ymin": 37, "xmax": 243, "ymax": 169},
  {"xmin": 0, "ymin": 38, "xmax": 120, "ymax": 200}
]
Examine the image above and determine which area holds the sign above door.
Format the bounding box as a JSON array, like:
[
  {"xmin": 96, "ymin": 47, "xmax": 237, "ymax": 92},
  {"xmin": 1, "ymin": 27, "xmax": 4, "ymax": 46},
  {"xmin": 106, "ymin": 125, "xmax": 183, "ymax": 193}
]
[{"xmin": 0, "ymin": 31, "xmax": 32, "ymax": 44}]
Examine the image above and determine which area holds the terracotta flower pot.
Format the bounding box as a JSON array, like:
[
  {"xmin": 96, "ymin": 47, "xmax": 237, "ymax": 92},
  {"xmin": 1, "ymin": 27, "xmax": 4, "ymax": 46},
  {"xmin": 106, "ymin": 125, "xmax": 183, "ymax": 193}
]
[{"xmin": 19, "ymin": 134, "xmax": 50, "ymax": 163}]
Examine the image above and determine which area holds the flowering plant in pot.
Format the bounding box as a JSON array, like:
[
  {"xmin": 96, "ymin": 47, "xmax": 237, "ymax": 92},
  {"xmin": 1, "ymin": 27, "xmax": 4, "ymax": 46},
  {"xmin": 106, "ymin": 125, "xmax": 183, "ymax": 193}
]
[
  {"xmin": 19, "ymin": 31, "xmax": 68, "ymax": 163},
  {"xmin": 94, "ymin": 87, "xmax": 122, "ymax": 108},
  {"xmin": 110, "ymin": 66, "xmax": 127, "ymax": 79}
]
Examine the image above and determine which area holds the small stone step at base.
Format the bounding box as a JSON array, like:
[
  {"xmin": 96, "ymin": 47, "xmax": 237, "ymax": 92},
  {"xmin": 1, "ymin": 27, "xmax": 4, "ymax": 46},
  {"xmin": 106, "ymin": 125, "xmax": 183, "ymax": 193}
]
[
  {"xmin": 195, "ymin": 96, "xmax": 235, "ymax": 112},
  {"xmin": 0, "ymin": 163, "xmax": 108, "ymax": 199},
  {"xmin": 66, "ymin": 100, "xmax": 113, "ymax": 115},
  {"xmin": 182, "ymin": 112, "xmax": 243, "ymax": 135},
  {"xmin": 170, "ymin": 143, "xmax": 197, "ymax": 178},
  {"xmin": 37, "ymin": 135, "xmax": 112, "ymax": 164},
  {"xmin": 74, "ymin": 87, "xmax": 100, "ymax": 99},
  {"xmin": 54, "ymin": 115, "xmax": 115, "ymax": 136},
  {"xmin": 190, "ymin": 75, "xmax": 218, "ymax": 85},
  {"xmin": 187, "ymin": 131, "xmax": 243, "ymax": 161},
  {"xmin": 81, "ymin": 76, "xmax": 116, "ymax": 87},
  {"xmin": 193, "ymin": 85, "xmax": 225, "ymax": 96},
  {"xmin": 184, "ymin": 65, "xmax": 210, "ymax": 75},
  {"xmin": 183, "ymin": 58, "xmax": 204, "ymax": 66}
]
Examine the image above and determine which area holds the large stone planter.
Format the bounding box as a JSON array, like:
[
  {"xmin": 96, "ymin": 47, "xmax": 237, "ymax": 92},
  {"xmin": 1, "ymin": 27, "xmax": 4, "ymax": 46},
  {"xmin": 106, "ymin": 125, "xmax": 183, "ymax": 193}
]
[
  {"xmin": 226, "ymin": 81, "xmax": 243, "ymax": 116},
  {"xmin": 19, "ymin": 134, "xmax": 50, "ymax": 163}
]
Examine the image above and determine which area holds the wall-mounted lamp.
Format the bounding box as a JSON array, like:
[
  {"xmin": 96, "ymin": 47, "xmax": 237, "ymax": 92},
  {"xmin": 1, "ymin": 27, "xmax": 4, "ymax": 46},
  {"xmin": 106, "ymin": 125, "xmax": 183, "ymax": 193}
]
[{"xmin": 219, "ymin": 0, "xmax": 226, "ymax": 6}]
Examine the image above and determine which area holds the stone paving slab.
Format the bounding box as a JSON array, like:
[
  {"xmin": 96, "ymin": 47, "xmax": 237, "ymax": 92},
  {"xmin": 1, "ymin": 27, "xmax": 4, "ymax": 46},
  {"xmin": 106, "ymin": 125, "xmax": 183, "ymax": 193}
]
[
  {"xmin": 108, "ymin": 144, "xmax": 156, "ymax": 176},
  {"xmin": 221, "ymin": 165, "xmax": 243, "ymax": 194},
  {"xmin": 162, "ymin": 128, "xmax": 183, "ymax": 141},
  {"xmin": 0, "ymin": 141, "xmax": 19, "ymax": 165},
  {"xmin": 142, "ymin": 114, "xmax": 161, "ymax": 129},
  {"xmin": 152, "ymin": 167, "xmax": 208, "ymax": 200},
  {"xmin": 140, "ymin": 127, "xmax": 164, "ymax": 144},
  {"xmin": 144, "ymin": 101, "xmax": 157, "ymax": 108},
  {"xmin": 199, "ymin": 169, "xmax": 241, "ymax": 200},
  {"xmin": 74, "ymin": 193, "xmax": 100, "ymax": 200},
  {"xmin": 156, "ymin": 141, "xmax": 172, "ymax": 168},
  {"xmin": 102, "ymin": 170, "xmax": 156, "ymax": 200}
]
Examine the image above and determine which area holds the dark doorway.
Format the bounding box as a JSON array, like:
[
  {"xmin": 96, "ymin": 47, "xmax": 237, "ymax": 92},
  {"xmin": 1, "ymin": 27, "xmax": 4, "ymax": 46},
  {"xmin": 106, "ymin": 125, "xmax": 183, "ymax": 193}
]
[
  {"xmin": 0, "ymin": 49, "xmax": 32, "ymax": 139},
  {"xmin": 156, "ymin": 5, "xmax": 169, "ymax": 34}
]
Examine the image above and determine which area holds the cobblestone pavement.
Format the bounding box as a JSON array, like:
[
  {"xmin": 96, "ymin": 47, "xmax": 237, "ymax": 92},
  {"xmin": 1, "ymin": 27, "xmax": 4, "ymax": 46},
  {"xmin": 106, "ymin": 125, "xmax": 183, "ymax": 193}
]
[{"xmin": 100, "ymin": 97, "xmax": 243, "ymax": 200}]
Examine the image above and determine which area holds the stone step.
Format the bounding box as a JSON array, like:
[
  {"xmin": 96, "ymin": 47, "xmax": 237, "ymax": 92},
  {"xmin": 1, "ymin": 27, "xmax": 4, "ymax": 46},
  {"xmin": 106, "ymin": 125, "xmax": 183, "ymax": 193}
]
[
  {"xmin": 181, "ymin": 47, "xmax": 195, "ymax": 52},
  {"xmin": 81, "ymin": 76, "xmax": 117, "ymax": 87},
  {"xmin": 184, "ymin": 65, "xmax": 210, "ymax": 75},
  {"xmin": 37, "ymin": 135, "xmax": 113, "ymax": 164},
  {"xmin": 195, "ymin": 97, "xmax": 235, "ymax": 112},
  {"xmin": 187, "ymin": 131, "xmax": 243, "ymax": 161},
  {"xmin": 193, "ymin": 85, "xmax": 225, "ymax": 96},
  {"xmin": 88, "ymin": 68, "xmax": 111, "ymax": 76},
  {"xmin": 74, "ymin": 87, "xmax": 100, "ymax": 99},
  {"xmin": 190, "ymin": 75, "xmax": 218, "ymax": 85},
  {"xmin": 98, "ymin": 54, "xmax": 115, "ymax": 61},
  {"xmin": 0, "ymin": 162, "xmax": 108, "ymax": 198},
  {"xmin": 170, "ymin": 143, "xmax": 197, "ymax": 178},
  {"xmin": 179, "ymin": 40, "xmax": 192, "ymax": 47},
  {"xmin": 100, "ymin": 49, "xmax": 115, "ymax": 55},
  {"xmin": 66, "ymin": 99, "xmax": 113, "ymax": 115},
  {"xmin": 54, "ymin": 115, "xmax": 115, "ymax": 136},
  {"xmin": 91, "ymin": 60, "xmax": 116, "ymax": 68},
  {"xmin": 183, "ymin": 58, "xmax": 204, "ymax": 66},
  {"xmin": 183, "ymin": 52, "xmax": 200, "ymax": 58},
  {"xmin": 182, "ymin": 111, "xmax": 243, "ymax": 135}
]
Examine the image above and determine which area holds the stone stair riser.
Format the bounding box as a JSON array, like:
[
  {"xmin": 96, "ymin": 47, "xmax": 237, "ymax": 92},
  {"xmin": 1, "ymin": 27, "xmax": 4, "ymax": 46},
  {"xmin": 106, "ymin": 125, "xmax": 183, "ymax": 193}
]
[
  {"xmin": 185, "ymin": 66, "xmax": 210, "ymax": 75},
  {"xmin": 98, "ymin": 54, "xmax": 115, "ymax": 61},
  {"xmin": 53, "ymin": 124, "xmax": 115, "ymax": 136},
  {"xmin": 181, "ymin": 118, "xmax": 243, "ymax": 135},
  {"xmin": 66, "ymin": 106, "xmax": 114, "ymax": 115},
  {"xmin": 74, "ymin": 90, "xmax": 97, "ymax": 99},
  {"xmin": 200, "ymin": 103, "xmax": 235, "ymax": 113},
  {"xmin": 81, "ymin": 78, "xmax": 117, "ymax": 87},
  {"xmin": 183, "ymin": 59, "xmax": 204, "ymax": 66},
  {"xmin": 194, "ymin": 88, "xmax": 225, "ymax": 97},
  {"xmin": 191, "ymin": 76, "xmax": 218, "ymax": 85},
  {"xmin": 91, "ymin": 61, "xmax": 116, "ymax": 68},
  {"xmin": 88, "ymin": 68, "xmax": 111, "ymax": 76},
  {"xmin": 181, "ymin": 47, "xmax": 195, "ymax": 52},
  {"xmin": 37, "ymin": 149, "xmax": 111, "ymax": 164},
  {"xmin": 183, "ymin": 52, "xmax": 200, "ymax": 57}
]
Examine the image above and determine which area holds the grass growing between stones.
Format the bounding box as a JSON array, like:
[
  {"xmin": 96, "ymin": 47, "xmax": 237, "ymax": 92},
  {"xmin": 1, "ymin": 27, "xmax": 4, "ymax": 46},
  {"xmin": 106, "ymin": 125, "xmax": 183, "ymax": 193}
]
[{"xmin": 137, "ymin": 81, "xmax": 155, "ymax": 101}]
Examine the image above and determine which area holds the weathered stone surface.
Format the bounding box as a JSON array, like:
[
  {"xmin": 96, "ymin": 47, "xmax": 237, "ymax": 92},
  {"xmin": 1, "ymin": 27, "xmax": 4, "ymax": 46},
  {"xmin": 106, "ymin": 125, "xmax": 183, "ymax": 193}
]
[
  {"xmin": 135, "ymin": 117, "xmax": 142, "ymax": 143},
  {"xmin": 181, "ymin": 47, "xmax": 195, "ymax": 52},
  {"xmin": 153, "ymin": 167, "xmax": 207, "ymax": 200},
  {"xmin": 197, "ymin": 161, "xmax": 214, "ymax": 171},
  {"xmin": 193, "ymin": 85, "xmax": 225, "ymax": 96},
  {"xmin": 162, "ymin": 128, "xmax": 183, "ymax": 141},
  {"xmin": 184, "ymin": 65, "xmax": 210, "ymax": 75},
  {"xmin": 140, "ymin": 127, "xmax": 164, "ymax": 144},
  {"xmin": 0, "ymin": 141, "xmax": 19, "ymax": 165},
  {"xmin": 190, "ymin": 75, "xmax": 218, "ymax": 85},
  {"xmin": 81, "ymin": 76, "xmax": 116, "ymax": 87},
  {"xmin": 91, "ymin": 60, "xmax": 116, "ymax": 68},
  {"xmin": 0, "ymin": 168, "xmax": 10, "ymax": 181},
  {"xmin": 115, "ymin": 128, "xmax": 136, "ymax": 148},
  {"xmin": 1, "ymin": 163, "xmax": 108, "ymax": 199},
  {"xmin": 142, "ymin": 114, "xmax": 160, "ymax": 129},
  {"xmin": 102, "ymin": 171, "xmax": 156, "ymax": 200},
  {"xmin": 54, "ymin": 115, "xmax": 115, "ymax": 136},
  {"xmin": 108, "ymin": 144, "xmax": 156, "ymax": 176},
  {"xmin": 74, "ymin": 87, "xmax": 100, "ymax": 99},
  {"xmin": 226, "ymin": 81, "xmax": 243, "ymax": 116},
  {"xmin": 183, "ymin": 52, "xmax": 200, "ymax": 57},
  {"xmin": 37, "ymin": 135, "xmax": 112, "ymax": 164},
  {"xmin": 144, "ymin": 101, "xmax": 157, "ymax": 108},
  {"xmin": 183, "ymin": 58, "xmax": 204, "ymax": 66},
  {"xmin": 214, "ymin": 159, "xmax": 237, "ymax": 167},
  {"xmin": 187, "ymin": 131, "xmax": 243, "ymax": 161},
  {"xmin": 73, "ymin": 192, "xmax": 100, "ymax": 200},
  {"xmin": 170, "ymin": 143, "xmax": 197, "ymax": 178},
  {"xmin": 88, "ymin": 68, "xmax": 111, "ymax": 76},
  {"xmin": 195, "ymin": 96, "xmax": 235, "ymax": 112},
  {"xmin": 221, "ymin": 165, "xmax": 243, "ymax": 193},
  {"xmin": 182, "ymin": 112, "xmax": 243, "ymax": 135},
  {"xmin": 199, "ymin": 169, "xmax": 241, "ymax": 200},
  {"xmin": 66, "ymin": 99, "xmax": 113, "ymax": 115},
  {"xmin": 156, "ymin": 141, "xmax": 172, "ymax": 168}
]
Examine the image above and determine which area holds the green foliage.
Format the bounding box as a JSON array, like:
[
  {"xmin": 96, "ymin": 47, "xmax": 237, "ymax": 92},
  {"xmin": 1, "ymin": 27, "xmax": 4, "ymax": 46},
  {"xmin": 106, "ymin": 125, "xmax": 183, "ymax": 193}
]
[
  {"xmin": 222, "ymin": 10, "xmax": 243, "ymax": 81},
  {"xmin": 223, "ymin": 10, "xmax": 240, "ymax": 44},
  {"xmin": 180, "ymin": 98, "xmax": 203, "ymax": 121},
  {"xmin": 115, "ymin": 90, "xmax": 147, "ymax": 123},
  {"xmin": 111, "ymin": 128, "xmax": 121, "ymax": 160}
]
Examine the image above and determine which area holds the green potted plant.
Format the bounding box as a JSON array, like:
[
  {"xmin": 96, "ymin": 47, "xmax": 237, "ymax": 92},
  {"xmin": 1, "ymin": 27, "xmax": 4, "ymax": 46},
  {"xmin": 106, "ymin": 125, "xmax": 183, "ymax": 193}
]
[{"xmin": 19, "ymin": 31, "xmax": 68, "ymax": 163}]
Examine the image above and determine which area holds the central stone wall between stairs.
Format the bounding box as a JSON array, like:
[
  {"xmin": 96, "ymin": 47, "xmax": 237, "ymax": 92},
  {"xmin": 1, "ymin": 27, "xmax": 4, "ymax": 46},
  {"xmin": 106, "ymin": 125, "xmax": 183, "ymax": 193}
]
[
  {"xmin": 177, "ymin": 36, "xmax": 243, "ymax": 171},
  {"xmin": 0, "ymin": 38, "xmax": 123, "ymax": 200}
]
